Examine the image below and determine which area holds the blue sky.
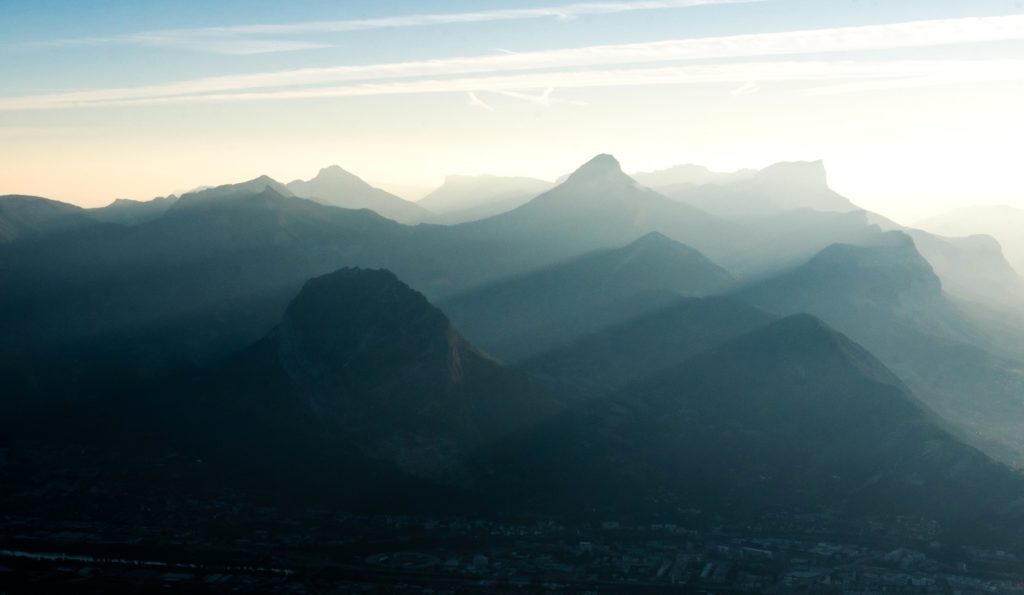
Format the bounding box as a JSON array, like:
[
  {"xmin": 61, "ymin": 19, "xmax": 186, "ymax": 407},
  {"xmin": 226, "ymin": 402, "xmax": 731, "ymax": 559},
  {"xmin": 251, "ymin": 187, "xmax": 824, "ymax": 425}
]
[{"xmin": 2, "ymin": 0, "xmax": 1023, "ymax": 220}]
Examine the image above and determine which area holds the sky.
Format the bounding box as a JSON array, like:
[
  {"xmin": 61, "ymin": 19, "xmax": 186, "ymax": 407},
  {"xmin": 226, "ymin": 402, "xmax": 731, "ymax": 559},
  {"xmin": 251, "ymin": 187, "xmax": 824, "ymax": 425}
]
[{"xmin": 2, "ymin": 0, "xmax": 1023, "ymax": 222}]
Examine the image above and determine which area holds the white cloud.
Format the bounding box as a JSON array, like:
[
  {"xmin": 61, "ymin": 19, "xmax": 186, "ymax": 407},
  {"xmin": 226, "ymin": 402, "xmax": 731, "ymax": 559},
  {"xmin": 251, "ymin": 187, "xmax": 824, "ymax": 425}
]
[
  {"xmin": 729, "ymin": 80, "xmax": 760, "ymax": 96},
  {"xmin": 28, "ymin": 0, "xmax": 760, "ymax": 55},
  {"xmin": 4, "ymin": 14, "xmax": 1024, "ymax": 110},
  {"xmin": 6, "ymin": 60, "xmax": 1018, "ymax": 110},
  {"xmin": 467, "ymin": 91, "xmax": 495, "ymax": 112},
  {"xmin": 491, "ymin": 88, "xmax": 588, "ymax": 107}
]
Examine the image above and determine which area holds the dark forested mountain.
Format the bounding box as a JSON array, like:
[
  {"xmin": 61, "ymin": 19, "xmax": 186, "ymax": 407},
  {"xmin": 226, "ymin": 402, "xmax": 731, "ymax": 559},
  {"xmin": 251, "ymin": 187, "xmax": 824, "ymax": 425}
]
[
  {"xmin": 419, "ymin": 174, "xmax": 552, "ymax": 224},
  {"xmin": 442, "ymin": 232, "xmax": 734, "ymax": 361},
  {"xmin": 88, "ymin": 195, "xmax": 179, "ymax": 225},
  {"xmin": 1, "ymin": 267, "xmax": 558, "ymax": 515},
  {"xmin": 287, "ymin": 165, "xmax": 429, "ymax": 224},
  {"xmin": 0, "ymin": 186, "xmax": 419, "ymax": 397},
  {"xmin": 6, "ymin": 267, "xmax": 1023, "ymax": 538},
  {"xmin": 0, "ymin": 194, "xmax": 99, "ymax": 242},
  {"xmin": 739, "ymin": 231, "xmax": 1024, "ymax": 465}
]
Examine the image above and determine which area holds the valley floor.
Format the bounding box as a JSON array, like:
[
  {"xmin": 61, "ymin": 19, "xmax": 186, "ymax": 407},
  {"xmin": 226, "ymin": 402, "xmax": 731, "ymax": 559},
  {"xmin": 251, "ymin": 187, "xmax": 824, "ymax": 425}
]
[{"xmin": 3, "ymin": 510, "xmax": 1024, "ymax": 593}]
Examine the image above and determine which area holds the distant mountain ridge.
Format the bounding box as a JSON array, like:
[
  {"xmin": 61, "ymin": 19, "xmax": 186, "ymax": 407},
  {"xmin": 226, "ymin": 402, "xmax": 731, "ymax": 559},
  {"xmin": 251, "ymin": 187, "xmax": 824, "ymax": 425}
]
[
  {"xmin": 88, "ymin": 195, "xmax": 179, "ymax": 225},
  {"xmin": 738, "ymin": 231, "xmax": 1024, "ymax": 465},
  {"xmin": 632, "ymin": 163, "xmax": 756, "ymax": 188},
  {"xmin": 287, "ymin": 165, "xmax": 428, "ymax": 224},
  {"xmin": 442, "ymin": 232, "xmax": 734, "ymax": 361},
  {"xmin": 0, "ymin": 194, "xmax": 98, "ymax": 242},
  {"xmin": 918, "ymin": 204, "xmax": 1024, "ymax": 275},
  {"xmin": 656, "ymin": 160, "xmax": 857, "ymax": 216}
]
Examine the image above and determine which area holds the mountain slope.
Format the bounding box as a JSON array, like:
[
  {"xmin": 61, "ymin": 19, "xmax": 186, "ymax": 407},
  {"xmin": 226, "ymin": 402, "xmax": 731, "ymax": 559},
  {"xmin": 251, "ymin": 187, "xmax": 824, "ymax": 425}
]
[
  {"xmin": 447, "ymin": 154, "xmax": 742, "ymax": 270},
  {"xmin": 523, "ymin": 296, "xmax": 775, "ymax": 399},
  {"xmin": 657, "ymin": 160, "xmax": 857, "ymax": 216},
  {"xmin": 632, "ymin": 163, "xmax": 756, "ymax": 188},
  {"xmin": 0, "ymin": 194, "xmax": 100, "ymax": 242},
  {"xmin": 88, "ymin": 195, "xmax": 178, "ymax": 225},
  {"xmin": 918, "ymin": 205, "xmax": 1024, "ymax": 274},
  {"xmin": 490, "ymin": 314, "xmax": 1024, "ymax": 527},
  {"xmin": 419, "ymin": 174, "xmax": 551, "ymax": 224},
  {"xmin": 173, "ymin": 174, "xmax": 294, "ymax": 208},
  {"xmin": 738, "ymin": 231, "xmax": 1024, "ymax": 465},
  {"xmin": 908, "ymin": 228, "xmax": 1024, "ymax": 318},
  {"xmin": 225, "ymin": 268, "xmax": 557, "ymax": 486},
  {"xmin": 287, "ymin": 165, "xmax": 428, "ymax": 224},
  {"xmin": 0, "ymin": 186, "xmax": 419, "ymax": 396},
  {"xmin": 442, "ymin": 232, "xmax": 734, "ymax": 361},
  {"xmin": 7, "ymin": 271, "xmax": 1023, "ymax": 533}
]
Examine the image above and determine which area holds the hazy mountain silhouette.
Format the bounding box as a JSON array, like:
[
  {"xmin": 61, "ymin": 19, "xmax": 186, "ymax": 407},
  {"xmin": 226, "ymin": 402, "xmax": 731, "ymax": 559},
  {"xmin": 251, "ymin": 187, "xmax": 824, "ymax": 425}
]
[
  {"xmin": 918, "ymin": 205, "xmax": 1024, "ymax": 274},
  {"xmin": 739, "ymin": 231, "xmax": 1024, "ymax": 464},
  {"xmin": 0, "ymin": 186, "xmax": 421, "ymax": 397},
  {"xmin": 419, "ymin": 174, "xmax": 552, "ymax": 224},
  {"xmin": 174, "ymin": 174, "xmax": 295, "ymax": 208},
  {"xmin": 445, "ymin": 154, "xmax": 743, "ymax": 269},
  {"xmin": 88, "ymin": 195, "xmax": 179, "ymax": 225},
  {"xmin": 442, "ymin": 232, "xmax": 734, "ymax": 361},
  {"xmin": 641, "ymin": 161, "xmax": 1024, "ymax": 309},
  {"xmin": 4, "ymin": 173, "xmax": 644, "ymax": 397},
  {"xmin": 908, "ymin": 229, "xmax": 1024, "ymax": 314},
  {"xmin": 0, "ymin": 194, "xmax": 99, "ymax": 242},
  {"xmin": 287, "ymin": 165, "xmax": 428, "ymax": 224},
  {"xmin": 657, "ymin": 160, "xmax": 856, "ymax": 216},
  {"xmin": 632, "ymin": 163, "xmax": 756, "ymax": 188},
  {"xmin": 523, "ymin": 296, "xmax": 774, "ymax": 399}
]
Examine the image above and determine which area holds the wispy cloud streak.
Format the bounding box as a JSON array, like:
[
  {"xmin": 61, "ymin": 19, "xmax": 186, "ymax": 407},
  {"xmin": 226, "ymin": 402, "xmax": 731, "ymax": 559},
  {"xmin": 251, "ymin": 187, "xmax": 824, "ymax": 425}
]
[
  {"xmin": 5, "ymin": 60, "xmax": 1021, "ymax": 110},
  {"xmin": 4, "ymin": 14, "xmax": 1024, "ymax": 110},
  {"xmin": 467, "ymin": 91, "xmax": 495, "ymax": 112},
  {"xmin": 28, "ymin": 0, "xmax": 760, "ymax": 55}
]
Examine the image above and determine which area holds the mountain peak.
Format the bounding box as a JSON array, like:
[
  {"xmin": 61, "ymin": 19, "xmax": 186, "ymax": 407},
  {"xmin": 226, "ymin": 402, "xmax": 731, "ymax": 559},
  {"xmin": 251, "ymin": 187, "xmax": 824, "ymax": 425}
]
[
  {"xmin": 627, "ymin": 231, "xmax": 675, "ymax": 249},
  {"xmin": 286, "ymin": 166, "xmax": 427, "ymax": 224},
  {"xmin": 563, "ymin": 154, "xmax": 631, "ymax": 186},
  {"xmin": 277, "ymin": 268, "xmax": 459, "ymax": 387},
  {"xmin": 314, "ymin": 164, "xmax": 366, "ymax": 185}
]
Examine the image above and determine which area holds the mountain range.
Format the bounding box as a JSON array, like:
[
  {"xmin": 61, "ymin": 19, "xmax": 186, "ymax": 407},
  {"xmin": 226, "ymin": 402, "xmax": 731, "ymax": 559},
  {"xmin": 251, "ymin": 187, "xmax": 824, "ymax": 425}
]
[
  {"xmin": 6, "ymin": 266, "xmax": 1024, "ymax": 538},
  {"xmin": 5, "ymin": 152, "xmax": 1024, "ymax": 543}
]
